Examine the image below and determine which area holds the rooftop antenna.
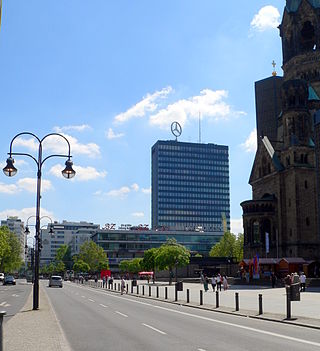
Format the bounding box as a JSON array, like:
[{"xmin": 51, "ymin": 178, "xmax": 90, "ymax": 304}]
[{"xmin": 198, "ymin": 112, "xmax": 202, "ymax": 143}]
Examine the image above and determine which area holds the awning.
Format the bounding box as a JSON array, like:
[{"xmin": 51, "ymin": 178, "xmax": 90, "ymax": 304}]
[{"xmin": 138, "ymin": 271, "xmax": 154, "ymax": 276}]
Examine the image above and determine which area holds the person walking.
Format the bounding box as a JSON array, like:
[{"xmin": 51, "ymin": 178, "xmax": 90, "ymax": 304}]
[
  {"xmin": 223, "ymin": 275, "xmax": 228, "ymax": 291},
  {"xmin": 211, "ymin": 275, "xmax": 216, "ymax": 292},
  {"xmin": 121, "ymin": 277, "xmax": 126, "ymax": 295},
  {"xmin": 203, "ymin": 275, "xmax": 209, "ymax": 292},
  {"xmin": 102, "ymin": 275, "xmax": 106, "ymax": 288},
  {"xmin": 299, "ymin": 272, "xmax": 306, "ymax": 292}
]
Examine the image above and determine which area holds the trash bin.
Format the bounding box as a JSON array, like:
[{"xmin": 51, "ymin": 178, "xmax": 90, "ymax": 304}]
[{"xmin": 175, "ymin": 281, "xmax": 183, "ymax": 291}]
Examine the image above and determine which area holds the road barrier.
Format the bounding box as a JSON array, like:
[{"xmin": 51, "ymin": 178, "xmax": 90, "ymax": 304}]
[
  {"xmin": 187, "ymin": 289, "xmax": 190, "ymax": 303},
  {"xmin": 200, "ymin": 290, "xmax": 203, "ymax": 305},
  {"xmin": 0, "ymin": 311, "xmax": 5, "ymax": 351},
  {"xmin": 259, "ymin": 294, "xmax": 263, "ymax": 315},
  {"xmin": 216, "ymin": 291, "xmax": 219, "ymax": 308},
  {"xmin": 235, "ymin": 292, "xmax": 239, "ymax": 311}
]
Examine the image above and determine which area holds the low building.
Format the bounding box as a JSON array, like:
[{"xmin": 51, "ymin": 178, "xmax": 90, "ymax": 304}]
[
  {"xmin": 1, "ymin": 216, "xmax": 25, "ymax": 261},
  {"xmin": 92, "ymin": 227, "xmax": 223, "ymax": 272}
]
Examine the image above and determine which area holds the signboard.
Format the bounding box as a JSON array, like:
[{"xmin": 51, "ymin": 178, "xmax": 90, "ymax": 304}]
[{"xmin": 290, "ymin": 283, "xmax": 301, "ymax": 301}]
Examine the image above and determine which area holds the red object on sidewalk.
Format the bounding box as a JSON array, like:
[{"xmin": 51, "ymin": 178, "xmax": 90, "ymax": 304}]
[{"xmin": 101, "ymin": 270, "xmax": 111, "ymax": 278}]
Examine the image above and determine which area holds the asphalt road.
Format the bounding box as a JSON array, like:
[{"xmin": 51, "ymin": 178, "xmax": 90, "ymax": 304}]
[
  {"xmin": 0, "ymin": 279, "xmax": 32, "ymax": 322},
  {"xmin": 45, "ymin": 281, "xmax": 320, "ymax": 351}
]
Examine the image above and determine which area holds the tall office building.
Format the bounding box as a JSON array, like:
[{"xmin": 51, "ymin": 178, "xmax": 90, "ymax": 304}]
[
  {"xmin": 1, "ymin": 216, "xmax": 25, "ymax": 261},
  {"xmin": 152, "ymin": 140, "xmax": 230, "ymax": 232}
]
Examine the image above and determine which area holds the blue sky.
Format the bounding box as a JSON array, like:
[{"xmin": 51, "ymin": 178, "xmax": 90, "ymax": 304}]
[{"xmin": 0, "ymin": 1, "xmax": 285, "ymax": 234}]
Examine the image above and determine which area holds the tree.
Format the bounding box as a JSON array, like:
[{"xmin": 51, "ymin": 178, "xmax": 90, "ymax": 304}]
[
  {"xmin": 119, "ymin": 260, "xmax": 130, "ymax": 273},
  {"xmin": 78, "ymin": 241, "xmax": 109, "ymax": 273},
  {"xmin": 141, "ymin": 247, "xmax": 159, "ymax": 283},
  {"xmin": 209, "ymin": 231, "xmax": 244, "ymax": 262},
  {"xmin": 155, "ymin": 239, "xmax": 190, "ymax": 285},
  {"xmin": 73, "ymin": 259, "xmax": 90, "ymax": 273},
  {"xmin": 0, "ymin": 226, "xmax": 22, "ymax": 272},
  {"xmin": 55, "ymin": 244, "xmax": 73, "ymax": 270}
]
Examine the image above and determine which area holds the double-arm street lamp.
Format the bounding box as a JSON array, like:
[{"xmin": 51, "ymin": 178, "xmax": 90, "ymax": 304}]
[{"xmin": 3, "ymin": 132, "xmax": 75, "ymax": 310}]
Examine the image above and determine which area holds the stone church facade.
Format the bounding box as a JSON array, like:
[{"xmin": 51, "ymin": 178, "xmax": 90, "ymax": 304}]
[{"xmin": 241, "ymin": 0, "xmax": 320, "ymax": 260}]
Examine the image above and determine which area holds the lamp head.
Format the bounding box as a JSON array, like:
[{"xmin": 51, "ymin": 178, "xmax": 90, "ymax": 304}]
[
  {"xmin": 25, "ymin": 226, "xmax": 30, "ymax": 234},
  {"xmin": 62, "ymin": 159, "xmax": 76, "ymax": 179},
  {"xmin": 3, "ymin": 157, "xmax": 17, "ymax": 177}
]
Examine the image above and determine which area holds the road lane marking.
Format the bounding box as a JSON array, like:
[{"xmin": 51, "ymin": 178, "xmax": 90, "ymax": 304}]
[
  {"xmin": 198, "ymin": 349, "xmax": 206, "ymax": 351},
  {"xmin": 142, "ymin": 323, "xmax": 166, "ymax": 335},
  {"xmin": 99, "ymin": 304, "xmax": 108, "ymax": 308},
  {"xmin": 0, "ymin": 301, "xmax": 7, "ymax": 306},
  {"xmin": 12, "ymin": 294, "xmax": 19, "ymax": 297},
  {"xmin": 88, "ymin": 299, "xmax": 95, "ymax": 302},
  {"xmin": 115, "ymin": 311, "xmax": 128, "ymax": 317},
  {"xmin": 79, "ymin": 287, "xmax": 320, "ymax": 348}
]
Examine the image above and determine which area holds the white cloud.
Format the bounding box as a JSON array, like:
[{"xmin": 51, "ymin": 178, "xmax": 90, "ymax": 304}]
[
  {"xmin": 106, "ymin": 186, "xmax": 131, "ymax": 198},
  {"xmin": 241, "ymin": 128, "xmax": 257, "ymax": 153},
  {"xmin": 131, "ymin": 183, "xmax": 139, "ymax": 192},
  {"xmin": 13, "ymin": 133, "xmax": 100, "ymax": 158},
  {"xmin": 0, "ymin": 207, "xmax": 55, "ymax": 226},
  {"xmin": 231, "ymin": 218, "xmax": 243, "ymax": 235},
  {"xmin": 149, "ymin": 89, "xmax": 245, "ymax": 129},
  {"xmin": 141, "ymin": 187, "xmax": 151, "ymax": 195},
  {"xmin": 53, "ymin": 124, "xmax": 92, "ymax": 133},
  {"xmin": 49, "ymin": 164, "xmax": 107, "ymax": 181},
  {"xmin": 114, "ymin": 86, "xmax": 173, "ymax": 123},
  {"xmin": 17, "ymin": 178, "xmax": 53, "ymax": 193},
  {"xmin": 250, "ymin": 6, "xmax": 280, "ymax": 32},
  {"xmin": 106, "ymin": 128, "xmax": 125, "ymax": 140},
  {"xmin": 131, "ymin": 212, "xmax": 144, "ymax": 217},
  {"xmin": 0, "ymin": 178, "xmax": 52, "ymax": 194}
]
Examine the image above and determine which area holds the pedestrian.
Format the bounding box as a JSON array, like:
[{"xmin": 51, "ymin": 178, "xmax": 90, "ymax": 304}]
[
  {"xmin": 109, "ymin": 276, "xmax": 114, "ymax": 289},
  {"xmin": 216, "ymin": 273, "xmax": 222, "ymax": 291},
  {"xmin": 211, "ymin": 275, "xmax": 216, "ymax": 292},
  {"xmin": 270, "ymin": 272, "xmax": 277, "ymax": 288},
  {"xmin": 203, "ymin": 275, "xmax": 209, "ymax": 292},
  {"xmin": 102, "ymin": 275, "xmax": 106, "ymax": 288},
  {"xmin": 106, "ymin": 275, "xmax": 110, "ymax": 289},
  {"xmin": 121, "ymin": 277, "xmax": 126, "ymax": 295},
  {"xmin": 299, "ymin": 272, "xmax": 306, "ymax": 292},
  {"xmin": 200, "ymin": 272, "xmax": 205, "ymax": 284},
  {"xmin": 223, "ymin": 275, "xmax": 228, "ymax": 291}
]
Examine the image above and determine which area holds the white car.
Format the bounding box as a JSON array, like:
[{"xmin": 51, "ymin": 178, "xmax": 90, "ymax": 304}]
[
  {"xmin": 0, "ymin": 273, "xmax": 4, "ymax": 282},
  {"xmin": 49, "ymin": 275, "xmax": 63, "ymax": 288}
]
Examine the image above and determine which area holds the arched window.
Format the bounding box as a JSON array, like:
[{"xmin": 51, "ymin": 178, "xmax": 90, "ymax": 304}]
[{"xmin": 301, "ymin": 21, "xmax": 315, "ymax": 51}]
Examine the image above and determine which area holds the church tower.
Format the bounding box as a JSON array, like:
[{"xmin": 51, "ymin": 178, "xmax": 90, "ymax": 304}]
[{"xmin": 241, "ymin": 0, "xmax": 320, "ymax": 260}]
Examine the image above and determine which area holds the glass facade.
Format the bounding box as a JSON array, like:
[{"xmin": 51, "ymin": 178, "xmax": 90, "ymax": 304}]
[{"xmin": 152, "ymin": 140, "xmax": 230, "ymax": 231}]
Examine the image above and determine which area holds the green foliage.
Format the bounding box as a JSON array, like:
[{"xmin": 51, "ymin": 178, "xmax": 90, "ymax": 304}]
[
  {"xmin": 119, "ymin": 260, "xmax": 130, "ymax": 273},
  {"xmin": 55, "ymin": 244, "xmax": 73, "ymax": 270},
  {"xmin": 55, "ymin": 261, "xmax": 66, "ymax": 274},
  {"xmin": 209, "ymin": 231, "xmax": 244, "ymax": 262},
  {"xmin": 120, "ymin": 258, "xmax": 142, "ymax": 274},
  {"xmin": 194, "ymin": 253, "xmax": 202, "ymax": 258},
  {"xmin": 73, "ymin": 259, "xmax": 90, "ymax": 273},
  {"xmin": 78, "ymin": 241, "xmax": 109, "ymax": 273},
  {"xmin": 155, "ymin": 239, "xmax": 190, "ymax": 284},
  {"xmin": 141, "ymin": 247, "xmax": 158, "ymax": 272},
  {"xmin": 0, "ymin": 226, "xmax": 23, "ymax": 272}
]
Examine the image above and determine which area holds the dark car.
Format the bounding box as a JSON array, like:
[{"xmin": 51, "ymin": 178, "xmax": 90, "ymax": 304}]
[{"xmin": 3, "ymin": 275, "xmax": 16, "ymax": 285}]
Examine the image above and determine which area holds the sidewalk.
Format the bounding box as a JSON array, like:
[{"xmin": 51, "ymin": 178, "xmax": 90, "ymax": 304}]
[
  {"xmin": 4, "ymin": 283, "xmax": 71, "ymax": 351},
  {"xmin": 89, "ymin": 279, "xmax": 320, "ymax": 329}
]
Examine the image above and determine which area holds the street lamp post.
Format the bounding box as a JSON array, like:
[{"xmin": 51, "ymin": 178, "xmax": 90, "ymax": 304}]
[{"xmin": 3, "ymin": 132, "xmax": 75, "ymax": 310}]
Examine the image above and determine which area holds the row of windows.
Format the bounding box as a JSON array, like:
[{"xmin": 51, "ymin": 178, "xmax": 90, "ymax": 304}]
[
  {"xmin": 158, "ymin": 210, "xmax": 228, "ymax": 216},
  {"xmin": 158, "ymin": 163, "xmax": 228, "ymax": 171},
  {"xmin": 158, "ymin": 151, "xmax": 228, "ymax": 160},
  {"xmin": 158, "ymin": 187, "xmax": 230, "ymax": 194},
  {"xmin": 158, "ymin": 169, "xmax": 228, "ymax": 176},
  {"xmin": 158, "ymin": 193, "xmax": 229, "ymax": 200},
  {"xmin": 158, "ymin": 203, "xmax": 229, "ymax": 210},
  {"xmin": 158, "ymin": 216, "xmax": 223, "ymax": 222},
  {"xmin": 157, "ymin": 144, "xmax": 228, "ymax": 154},
  {"xmin": 158, "ymin": 198, "xmax": 229, "ymax": 205},
  {"xmin": 158, "ymin": 174, "xmax": 229, "ymax": 181},
  {"xmin": 158, "ymin": 180, "xmax": 229, "ymax": 187},
  {"xmin": 158, "ymin": 157, "xmax": 228, "ymax": 166},
  {"xmin": 96, "ymin": 233, "xmax": 221, "ymax": 242}
]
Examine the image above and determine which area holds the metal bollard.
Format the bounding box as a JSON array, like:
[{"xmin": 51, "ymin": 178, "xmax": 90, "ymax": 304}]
[
  {"xmin": 286, "ymin": 286, "xmax": 291, "ymax": 319},
  {"xmin": 200, "ymin": 290, "xmax": 203, "ymax": 305},
  {"xmin": 114, "ymin": 283, "xmax": 116, "ymax": 290},
  {"xmin": 165, "ymin": 286, "xmax": 168, "ymax": 299},
  {"xmin": 126, "ymin": 284, "xmax": 128, "ymax": 294},
  {"xmin": 131, "ymin": 283, "xmax": 133, "ymax": 294},
  {"xmin": 235, "ymin": 292, "xmax": 239, "ymax": 311},
  {"xmin": 258, "ymin": 294, "xmax": 263, "ymax": 315},
  {"xmin": 157, "ymin": 286, "xmax": 159, "ymax": 298},
  {"xmin": 175, "ymin": 286, "xmax": 178, "ymax": 301},
  {"xmin": 149, "ymin": 286, "xmax": 151, "ymax": 297},
  {"xmin": 137, "ymin": 285, "xmax": 139, "ymax": 294},
  {"xmin": 0, "ymin": 311, "xmax": 6, "ymax": 351},
  {"xmin": 216, "ymin": 291, "xmax": 219, "ymax": 308},
  {"xmin": 187, "ymin": 289, "xmax": 190, "ymax": 303},
  {"xmin": 118, "ymin": 283, "xmax": 120, "ymax": 291},
  {"xmin": 142, "ymin": 285, "xmax": 145, "ymax": 295}
]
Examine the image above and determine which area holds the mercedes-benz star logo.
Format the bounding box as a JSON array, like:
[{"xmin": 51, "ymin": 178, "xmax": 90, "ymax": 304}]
[{"xmin": 171, "ymin": 121, "xmax": 182, "ymax": 139}]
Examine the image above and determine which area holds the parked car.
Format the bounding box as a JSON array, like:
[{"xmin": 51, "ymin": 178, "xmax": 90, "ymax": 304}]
[
  {"xmin": 3, "ymin": 275, "xmax": 16, "ymax": 285},
  {"xmin": 0, "ymin": 273, "xmax": 4, "ymax": 282},
  {"xmin": 49, "ymin": 275, "xmax": 63, "ymax": 288}
]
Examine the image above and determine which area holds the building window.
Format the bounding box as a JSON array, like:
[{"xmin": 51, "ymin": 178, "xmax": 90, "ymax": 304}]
[
  {"xmin": 305, "ymin": 180, "xmax": 308, "ymax": 189},
  {"xmin": 306, "ymin": 217, "xmax": 310, "ymax": 226}
]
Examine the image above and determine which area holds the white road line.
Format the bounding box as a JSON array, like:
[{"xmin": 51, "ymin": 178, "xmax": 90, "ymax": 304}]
[
  {"xmin": 0, "ymin": 301, "xmax": 7, "ymax": 306},
  {"xmin": 12, "ymin": 294, "xmax": 19, "ymax": 297},
  {"xmin": 115, "ymin": 311, "xmax": 128, "ymax": 318},
  {"xmin": 198, "ymin": 349, "xmax": 206, "ymax": 351},
  {"xmin": 99, "ymin": 304, "xmax": 108, "ymax": 308},
  {"xmin": 79, "ymin": 287, "xmax": 320, "ymax": 348},
  {"xmin": 142, "ymin": 323, "xmax": 166, "ymax": 335},
  {"xmin": 88, "ymin": 299, "xmax": 95, "ymax": 302}
]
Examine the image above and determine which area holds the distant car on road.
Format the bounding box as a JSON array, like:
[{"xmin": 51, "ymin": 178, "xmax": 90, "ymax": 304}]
[
  {"xmin": 49, "ymin": 275, "xmax": 63, "ymax": 288},
  {"xmin": 0, "ymin": 273, "xmax": 4, "ymax": 282},
  {"xmin": 3, "ymin": 275, "xmax": 16, "ymax": 285}
]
